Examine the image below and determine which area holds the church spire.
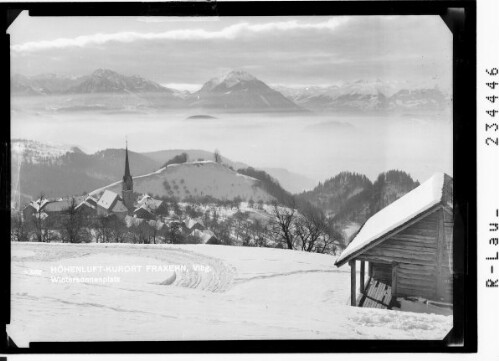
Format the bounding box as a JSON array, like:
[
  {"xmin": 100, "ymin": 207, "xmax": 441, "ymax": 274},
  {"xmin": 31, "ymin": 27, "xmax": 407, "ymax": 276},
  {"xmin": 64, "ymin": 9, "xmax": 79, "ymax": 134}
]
[
  {"xmin": 122, "ymin": 138, "xmax": 134, "ymax": 211},
  {"xmin": 124, "ymin": 138, "xmax": 131, "ymax": 179}
]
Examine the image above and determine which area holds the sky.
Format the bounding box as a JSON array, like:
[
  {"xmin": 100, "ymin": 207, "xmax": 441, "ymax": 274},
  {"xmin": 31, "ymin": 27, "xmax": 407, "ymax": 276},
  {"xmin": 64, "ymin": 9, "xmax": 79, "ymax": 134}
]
[{"xmin": 9, "ymin": 13, "xmax": 452, "ymax": 91}]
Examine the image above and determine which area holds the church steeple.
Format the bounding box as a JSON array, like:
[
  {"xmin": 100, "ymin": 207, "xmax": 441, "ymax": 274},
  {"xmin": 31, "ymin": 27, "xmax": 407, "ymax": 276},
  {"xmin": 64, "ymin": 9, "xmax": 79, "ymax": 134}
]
[
  {"xmin": 124, "ymin": 140, "xmax": 131, "ymax": 180},
  {"xmin": 122, "ymin": 139, "xmax": 134, "ymax": 210}
]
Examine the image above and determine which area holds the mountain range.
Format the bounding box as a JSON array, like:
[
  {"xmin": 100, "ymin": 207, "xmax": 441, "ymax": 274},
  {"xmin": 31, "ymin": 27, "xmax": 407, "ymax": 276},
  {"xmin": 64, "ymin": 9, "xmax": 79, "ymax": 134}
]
[{"xmin": 12, "ymin": 69, "xmax": 450, "ymax": 113}]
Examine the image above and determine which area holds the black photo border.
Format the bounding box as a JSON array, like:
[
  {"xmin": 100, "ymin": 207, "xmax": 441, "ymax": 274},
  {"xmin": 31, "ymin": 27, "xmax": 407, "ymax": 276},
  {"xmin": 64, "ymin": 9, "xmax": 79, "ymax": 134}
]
[{"xmin": 0, "ymin": 0, "xmax": 477, "ymax": 354}]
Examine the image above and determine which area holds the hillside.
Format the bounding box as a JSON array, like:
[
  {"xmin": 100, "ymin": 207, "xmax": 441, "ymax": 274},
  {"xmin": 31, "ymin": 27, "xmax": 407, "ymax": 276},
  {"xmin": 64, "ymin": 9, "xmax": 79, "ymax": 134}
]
[
  {"xmin": 11, "ymin": 139, "xmax": 161, "ymax": 203},
  {"xmin": 298, "ymin": 170, "xmax": 420, "ymax": 241},
  {"xmin": 262, "ymin": 167, "xmax": 317, "ymax": 194},
  {"xmin": 11, "ymin": 140, "xmax": 313, "ymax": 207},
  {"xmin": 141, "ymin": 149, "xmax": 249, "ymax": 170},
  {"xmin": 90, "ymin": 161, "xmax": 274, "ymax": 202}
]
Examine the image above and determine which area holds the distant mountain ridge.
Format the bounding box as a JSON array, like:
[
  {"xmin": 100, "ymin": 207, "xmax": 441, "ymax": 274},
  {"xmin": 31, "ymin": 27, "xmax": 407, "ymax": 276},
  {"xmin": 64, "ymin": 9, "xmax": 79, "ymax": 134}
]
[
  {"xmin": 12, "ymin": 69, "xmax": 450, "ymax": 113},
  {"xmin": 275, "ymin": 80, "xmax": 451, "ymax": 113},
  {"xmin": 12, "ymin": 69, "xmax": 303, "ymax": 113}
]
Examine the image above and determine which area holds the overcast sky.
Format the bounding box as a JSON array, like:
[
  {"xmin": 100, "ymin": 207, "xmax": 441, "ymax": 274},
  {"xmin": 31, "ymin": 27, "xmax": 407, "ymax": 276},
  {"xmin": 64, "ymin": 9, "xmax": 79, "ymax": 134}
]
[{"xmin": 9, "ymin": 13, "xmax": 452, "ymax": 91}]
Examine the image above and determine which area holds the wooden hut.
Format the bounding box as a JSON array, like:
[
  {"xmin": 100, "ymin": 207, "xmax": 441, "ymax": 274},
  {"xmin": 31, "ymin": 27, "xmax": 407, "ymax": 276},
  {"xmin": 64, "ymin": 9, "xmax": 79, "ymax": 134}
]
[{"xmin": 334, "ymin": 173, "xmax": 453, "ymax": 309}]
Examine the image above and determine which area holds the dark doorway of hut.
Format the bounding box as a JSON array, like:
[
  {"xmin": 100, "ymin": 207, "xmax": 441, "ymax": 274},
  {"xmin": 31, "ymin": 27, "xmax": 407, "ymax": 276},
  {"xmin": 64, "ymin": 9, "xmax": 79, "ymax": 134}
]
[{"xmin": 349, "ymin": 260, "xmax": 397, "ymax": 309}]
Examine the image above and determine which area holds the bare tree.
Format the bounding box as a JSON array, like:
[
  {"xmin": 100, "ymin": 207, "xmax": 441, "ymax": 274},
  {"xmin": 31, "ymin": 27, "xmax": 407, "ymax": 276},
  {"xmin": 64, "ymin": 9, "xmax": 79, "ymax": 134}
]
[
  {"xmin": 94, "ymin": 215, "xmax": 112, "ymax": 243},
  {"xmin": 11, "ymin": 212, "xmax": 29, "ymax": 242},
  {"xmin": 270, "ymin": 202, "xmax": 296, "ymax": 250},
  {"xmin": 60, "ymin": 197, "xmax": 89, "ymax": 243},
  {"xmin": 249, "ymin": 219, "xmax": 269, "ymax": 247},
  {"xmin": 108, "ymin": 216, "xmax": 127, "ymax": 243},
  {"xmin": 31, "ymin": 192, "xmax": 51, "ymax": 242},
  {"xmin": 294, "ymin": 206, "xmax": 344, "ymax": 254}
]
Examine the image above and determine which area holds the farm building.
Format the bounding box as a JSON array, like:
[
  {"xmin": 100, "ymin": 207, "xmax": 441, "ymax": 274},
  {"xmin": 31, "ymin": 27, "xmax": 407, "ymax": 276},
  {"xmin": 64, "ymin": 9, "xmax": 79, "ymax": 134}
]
[{"xmin": 334, "ymin": 172, "xmax": 453, "ymax": 310}]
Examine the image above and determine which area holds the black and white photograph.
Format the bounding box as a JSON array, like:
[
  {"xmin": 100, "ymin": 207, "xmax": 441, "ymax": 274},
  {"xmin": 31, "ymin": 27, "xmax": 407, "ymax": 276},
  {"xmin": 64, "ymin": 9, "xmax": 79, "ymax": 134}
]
[{"xmin": 5, "ymin": 7, "xmax": 469, "ymax": 349}]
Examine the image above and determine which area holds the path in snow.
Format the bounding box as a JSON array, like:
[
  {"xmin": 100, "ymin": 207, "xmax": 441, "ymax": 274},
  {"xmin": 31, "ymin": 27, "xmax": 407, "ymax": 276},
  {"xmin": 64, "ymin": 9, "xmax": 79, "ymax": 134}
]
[{"xmin": 10, "ymin": 243, "xmax": 453, "ymax": 346}]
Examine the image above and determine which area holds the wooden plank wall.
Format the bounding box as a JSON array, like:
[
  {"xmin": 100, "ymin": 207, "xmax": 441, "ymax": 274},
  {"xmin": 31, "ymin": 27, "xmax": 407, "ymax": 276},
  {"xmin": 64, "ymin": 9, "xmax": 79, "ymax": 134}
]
[
  {"xmin": 360, "ymin": 211, "xmax": 441, "ymax": 300},
  {"xmin": 439, "ymin": 210, "xmax": 454, "ymax": 302}
]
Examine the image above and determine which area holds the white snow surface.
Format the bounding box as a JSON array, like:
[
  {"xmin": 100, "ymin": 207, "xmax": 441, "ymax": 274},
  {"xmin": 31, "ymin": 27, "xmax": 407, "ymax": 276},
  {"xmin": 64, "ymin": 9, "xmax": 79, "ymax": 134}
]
[
  {"xmin": 10, "ymin": 242, "xmax": 451, "ymax": 345},
  {"xmin": 336, "ymin": 172, "xmax": 446, "ymax": 265}
]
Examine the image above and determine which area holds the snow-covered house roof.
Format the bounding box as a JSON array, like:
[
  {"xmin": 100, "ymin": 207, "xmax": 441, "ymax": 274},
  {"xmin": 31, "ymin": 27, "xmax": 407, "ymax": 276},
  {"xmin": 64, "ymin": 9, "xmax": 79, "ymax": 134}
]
[
  {"xmin": 44, "ymin": 199, "xmax": 74, "ymax": 212},
  {"xmin": 335, "ymin": 172, "xmax": 452, "ymax": 267},
  {"xmin": 189, "ymin": 229, "xmax": 217, "ymax": 244},
  {"xmin": 75, "ymin": 200, "xmax": 96, "ymax": 211},
  {"xmin": 185, "ymin": 218, "xmax": 205, "ymax": 230},
  {"xmin": 25, "ymin": 198, "xmax": 50, "ymax": 212},
  {"xmin": 97, "ymin": 190, "xmax": 119, "ymax": 210}
]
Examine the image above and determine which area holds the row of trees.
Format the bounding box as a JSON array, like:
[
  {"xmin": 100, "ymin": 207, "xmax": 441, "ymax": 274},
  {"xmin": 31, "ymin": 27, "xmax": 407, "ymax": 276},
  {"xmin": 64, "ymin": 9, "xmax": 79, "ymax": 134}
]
[
  {"xmin": 12, "ymin": 191, "xmax": 344, "ymax": 255},
  {"xmin": 270, "ymin": 202, "xmax": 344, "ymax": 254}
]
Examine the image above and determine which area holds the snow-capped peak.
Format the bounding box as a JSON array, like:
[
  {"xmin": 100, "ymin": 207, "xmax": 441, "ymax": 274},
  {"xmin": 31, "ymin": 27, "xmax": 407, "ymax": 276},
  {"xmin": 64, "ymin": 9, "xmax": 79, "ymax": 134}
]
[{"xmin": 221, "ymin": 69, "xmax": 256, "ymax": 83}]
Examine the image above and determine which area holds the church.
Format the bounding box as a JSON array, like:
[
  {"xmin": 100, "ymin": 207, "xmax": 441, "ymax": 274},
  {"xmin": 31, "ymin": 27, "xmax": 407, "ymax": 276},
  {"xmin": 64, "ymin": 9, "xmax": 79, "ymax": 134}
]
[{"xmin": 93, "ymin": 142, "xmax": 136, "ymax": 217}]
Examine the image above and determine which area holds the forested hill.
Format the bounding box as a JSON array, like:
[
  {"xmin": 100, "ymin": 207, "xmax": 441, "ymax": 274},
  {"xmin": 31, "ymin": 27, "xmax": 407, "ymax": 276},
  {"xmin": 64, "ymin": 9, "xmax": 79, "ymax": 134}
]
[{"xmin": 297, "ymin": 170, "xmax": 420, "ymax": 232}]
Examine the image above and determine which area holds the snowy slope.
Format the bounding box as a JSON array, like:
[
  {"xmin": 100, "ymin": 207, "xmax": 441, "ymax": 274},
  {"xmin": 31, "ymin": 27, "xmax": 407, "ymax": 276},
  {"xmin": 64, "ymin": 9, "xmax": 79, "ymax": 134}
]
[
  {"xmin": 11, "ymin": 139, "xmax": 79, "ymax": 163},
  {"xmin": 10, "ymin": 242, "xmax": 452, "ymax": 345},
  {"xmin": 90, "ymin": 161, "xmax": 273, "ymax": 202}
]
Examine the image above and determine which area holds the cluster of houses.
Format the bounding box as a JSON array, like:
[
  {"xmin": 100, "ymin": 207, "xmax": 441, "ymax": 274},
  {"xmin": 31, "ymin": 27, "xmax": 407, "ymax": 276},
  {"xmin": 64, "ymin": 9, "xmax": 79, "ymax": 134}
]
[{"xmin": 21, "ymin": 145, "xmax": 219, "ymax": 245}]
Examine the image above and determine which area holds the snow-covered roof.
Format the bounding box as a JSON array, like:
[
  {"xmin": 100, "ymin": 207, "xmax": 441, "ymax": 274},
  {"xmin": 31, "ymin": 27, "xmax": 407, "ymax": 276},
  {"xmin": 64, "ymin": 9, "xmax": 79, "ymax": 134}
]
[
  {"xmin": 44, "ymin": 199, "xmax": 74, "ymax": 212},
  {"xmin": 26, "ymin": 198, "xmax": 50, "ymax": 212},
  {"xmin": 97, "ymin": 190, "xmax": 119, "ymax": 210},
  {"xmin": 186, "ymin": 218, "xmax": 205, "ymax": 229},
  {"xmin": 75, "ymin": 200, "xmax": 96, "ymax": 210},
  {"xmin": 189, "ymin": 229, "xmax": 217, "ymax": 244},
  {"xmin": 335, "ymin": 172, "xmax": 452, "ymax": 266}
]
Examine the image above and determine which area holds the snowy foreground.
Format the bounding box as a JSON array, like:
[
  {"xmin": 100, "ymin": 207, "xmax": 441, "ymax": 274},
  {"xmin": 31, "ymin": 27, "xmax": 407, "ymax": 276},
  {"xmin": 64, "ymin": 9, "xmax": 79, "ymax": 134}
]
[{"xmin": 10, "ymin": 242, "xmax": 452, "ymax": 346}]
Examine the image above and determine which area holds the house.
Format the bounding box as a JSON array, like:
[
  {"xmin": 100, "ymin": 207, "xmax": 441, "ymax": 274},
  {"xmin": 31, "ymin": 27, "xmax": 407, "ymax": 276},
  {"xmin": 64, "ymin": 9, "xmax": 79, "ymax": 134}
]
[
  {"xmin": 23, "ymin": 197, "xmax": 84, "ymax": 222},
  {"xmin": 189, "ymin": 229, "xmax": 219, "ymax": 245},
  {"xmin": 22, "ymin": 198, "xmax": 50, "ymax": 221},
  {"xmin": 96, "ymin": 190, "xmax": 128, "ymax": 219},
  {"xmin": 185, "ymin": 218, "xmax": 205, "ymax": 232},
  {"xmin": 334, "ymin": 173, "xmax": 453, "ymax": 310},
  {"xmin": 134, "ymin": 195, "xmax": 168, "ymax": 219},
  {"xmin": 75, "ymin": 195, "xmax": 98, "ymax": 217},
  {"xmin": 134, "ymin": 205, "xmax": 155, "ymax": 220}
]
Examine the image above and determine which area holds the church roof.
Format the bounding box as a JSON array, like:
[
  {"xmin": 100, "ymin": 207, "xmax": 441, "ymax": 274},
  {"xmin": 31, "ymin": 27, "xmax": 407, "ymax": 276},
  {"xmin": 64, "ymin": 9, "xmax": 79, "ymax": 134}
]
[
  {"xmin": 112, "ymin": 199, "xmax": 128, "ymax": 213},
  {"xmin": 97, "ymin": 190, "xmax": 119, "ymax": 210}
]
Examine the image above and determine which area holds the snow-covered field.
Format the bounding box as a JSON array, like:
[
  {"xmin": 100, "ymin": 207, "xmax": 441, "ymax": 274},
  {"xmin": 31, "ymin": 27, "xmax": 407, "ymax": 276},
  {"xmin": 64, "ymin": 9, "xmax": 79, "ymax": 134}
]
[{"xmin": 10, "ymin": 242, "xmax": 452, "ymax": 346}]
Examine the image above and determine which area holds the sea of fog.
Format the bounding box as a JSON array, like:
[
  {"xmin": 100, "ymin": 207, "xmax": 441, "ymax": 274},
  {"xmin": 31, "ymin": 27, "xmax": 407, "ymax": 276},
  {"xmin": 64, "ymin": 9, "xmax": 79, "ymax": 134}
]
[{"xmin": 11, "ymin": 108, "xmax": 452, "ymax": 184}]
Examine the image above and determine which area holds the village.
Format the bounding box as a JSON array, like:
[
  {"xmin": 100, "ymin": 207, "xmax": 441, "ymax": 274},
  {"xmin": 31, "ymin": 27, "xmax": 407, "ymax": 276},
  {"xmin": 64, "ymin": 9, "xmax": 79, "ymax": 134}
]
[{"xmin": 12, "ymin": 144, "xmax": 344, "ymax": 254}]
